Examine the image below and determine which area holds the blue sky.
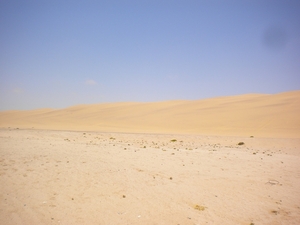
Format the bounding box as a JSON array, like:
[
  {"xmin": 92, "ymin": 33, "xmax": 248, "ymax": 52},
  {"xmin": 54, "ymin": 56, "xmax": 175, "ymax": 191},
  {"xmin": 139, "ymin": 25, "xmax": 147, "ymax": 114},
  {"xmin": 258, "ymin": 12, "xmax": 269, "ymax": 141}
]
[{"xmin": 0, "ymin": 0, "xmax": 299, "ymax": 110}]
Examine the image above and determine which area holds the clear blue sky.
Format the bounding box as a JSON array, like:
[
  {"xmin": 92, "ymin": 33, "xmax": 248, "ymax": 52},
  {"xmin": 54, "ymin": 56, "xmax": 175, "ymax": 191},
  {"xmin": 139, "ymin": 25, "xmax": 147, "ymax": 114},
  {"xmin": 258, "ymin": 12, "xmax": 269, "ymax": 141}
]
[{"xmin": 1, "ymin": 0, "xmax": 299, "ymax": 110}]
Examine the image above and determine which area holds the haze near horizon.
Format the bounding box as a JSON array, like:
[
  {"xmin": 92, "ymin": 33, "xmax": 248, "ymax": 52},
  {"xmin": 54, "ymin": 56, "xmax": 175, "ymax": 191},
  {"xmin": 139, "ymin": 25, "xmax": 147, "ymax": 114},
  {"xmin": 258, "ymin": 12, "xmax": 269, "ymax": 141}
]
[{"xmin": 1, "ymin": 0, "xmax": 300, "ymax": 110}]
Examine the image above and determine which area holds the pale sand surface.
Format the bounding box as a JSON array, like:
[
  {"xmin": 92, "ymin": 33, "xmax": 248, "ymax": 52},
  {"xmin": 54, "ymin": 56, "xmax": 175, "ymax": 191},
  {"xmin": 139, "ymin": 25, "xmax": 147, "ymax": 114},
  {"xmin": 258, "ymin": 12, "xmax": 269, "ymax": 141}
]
[
  {"xmin": 1, "ymin": 91, "xmax": 300, "ymax": 138},
  {"xmin": 1, "ymin": 91, "xmax": 300, "ymax": 224},
  {"xmin": 1, "ymin": 128, "xmax": 300, "ymax": 225}
]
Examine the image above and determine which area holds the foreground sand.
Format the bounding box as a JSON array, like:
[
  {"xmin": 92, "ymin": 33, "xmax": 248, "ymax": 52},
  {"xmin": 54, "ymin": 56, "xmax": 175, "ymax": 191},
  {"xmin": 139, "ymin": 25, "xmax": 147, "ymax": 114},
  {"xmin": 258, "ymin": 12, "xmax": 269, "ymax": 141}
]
[{"xmin": 1, "ymin": 128, "xmax": 299, "ymax": 225}]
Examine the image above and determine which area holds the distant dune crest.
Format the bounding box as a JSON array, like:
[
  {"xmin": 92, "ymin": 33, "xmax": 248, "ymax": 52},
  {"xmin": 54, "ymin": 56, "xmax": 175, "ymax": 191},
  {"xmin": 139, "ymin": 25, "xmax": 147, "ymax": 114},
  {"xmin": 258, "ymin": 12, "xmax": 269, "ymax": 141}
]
[{"xmin": 1, "ymin": 91, "xmax": 300, "ymax": 138}]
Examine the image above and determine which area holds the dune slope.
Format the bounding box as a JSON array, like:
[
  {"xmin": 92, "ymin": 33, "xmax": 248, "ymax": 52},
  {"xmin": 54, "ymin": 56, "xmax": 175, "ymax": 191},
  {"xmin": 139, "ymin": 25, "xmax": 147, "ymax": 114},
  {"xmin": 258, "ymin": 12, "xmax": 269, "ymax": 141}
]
[{"xmin": 1, "ymin": 91, "xmax": 300, "ymax": 137}]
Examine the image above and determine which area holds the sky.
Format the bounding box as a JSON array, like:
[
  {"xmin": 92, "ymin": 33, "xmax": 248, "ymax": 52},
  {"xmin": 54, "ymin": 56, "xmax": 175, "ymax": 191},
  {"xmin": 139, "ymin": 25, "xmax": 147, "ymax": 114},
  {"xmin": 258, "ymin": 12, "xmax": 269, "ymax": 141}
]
[{"xmin": 0, "ymin": 0, "xmax": 300, "ymax": 110}]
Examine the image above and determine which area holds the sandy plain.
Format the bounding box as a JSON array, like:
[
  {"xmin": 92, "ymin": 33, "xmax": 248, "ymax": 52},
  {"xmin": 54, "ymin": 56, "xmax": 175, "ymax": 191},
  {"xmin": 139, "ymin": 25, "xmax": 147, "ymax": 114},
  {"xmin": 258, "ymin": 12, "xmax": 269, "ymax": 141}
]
[
  {"xmin": 0, "ymin": 91, "xmax": 300, "ymax": 224},
  {"xmin": 1, "ymin": 129, "xmax": 300, "ymax": 225}
]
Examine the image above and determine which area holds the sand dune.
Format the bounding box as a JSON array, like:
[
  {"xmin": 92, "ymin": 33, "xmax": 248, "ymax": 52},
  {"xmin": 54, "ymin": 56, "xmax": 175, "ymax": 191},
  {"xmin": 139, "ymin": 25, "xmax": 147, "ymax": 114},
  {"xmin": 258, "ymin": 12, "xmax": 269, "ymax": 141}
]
[{"xmin": 1, "ymin": 91, "xmax": 300, "ymax": 137}]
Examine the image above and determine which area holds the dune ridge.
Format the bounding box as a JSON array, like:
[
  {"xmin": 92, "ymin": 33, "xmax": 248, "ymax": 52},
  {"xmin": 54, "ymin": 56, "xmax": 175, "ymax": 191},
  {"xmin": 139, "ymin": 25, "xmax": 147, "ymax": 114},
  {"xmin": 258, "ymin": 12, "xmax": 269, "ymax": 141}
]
[{"xmin": 1, "ymin": 91, "xmax": 300, "ymax": 138}]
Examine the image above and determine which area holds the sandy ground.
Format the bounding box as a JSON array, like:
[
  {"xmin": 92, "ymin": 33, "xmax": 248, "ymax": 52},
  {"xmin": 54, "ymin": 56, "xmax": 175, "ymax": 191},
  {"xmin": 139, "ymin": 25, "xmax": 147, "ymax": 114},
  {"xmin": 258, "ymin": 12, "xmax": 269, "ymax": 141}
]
[{"xmin": 1, "ymin": 128, "xmax": 299, "ymax": 225}]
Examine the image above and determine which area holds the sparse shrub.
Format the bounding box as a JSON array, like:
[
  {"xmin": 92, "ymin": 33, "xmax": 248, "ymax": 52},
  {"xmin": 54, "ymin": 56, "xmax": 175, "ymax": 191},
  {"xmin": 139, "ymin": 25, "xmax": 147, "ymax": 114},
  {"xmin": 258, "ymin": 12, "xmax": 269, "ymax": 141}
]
[
  {"xmin": 194, "ymin": 205, "xmax": 206, "ymax": 211},
  {"xmin": 238, "ymin": 142, "xmax": 245, "ymax": 145},
  {"xmin": 170, "ymin": 139, "xmax": 177, "ymax": 142}
]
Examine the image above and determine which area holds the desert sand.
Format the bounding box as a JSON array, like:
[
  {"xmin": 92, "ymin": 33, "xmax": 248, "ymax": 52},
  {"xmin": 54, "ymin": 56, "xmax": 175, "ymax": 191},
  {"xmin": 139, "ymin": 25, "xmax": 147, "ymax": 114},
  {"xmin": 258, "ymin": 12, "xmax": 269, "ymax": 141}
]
[
  {"xmin": 0, "ymin": 90, "xmax": 300, "ymax": 138},
  {"xmin": 0, "ymin": 91, "xmax": 300, "ymax": 224}
]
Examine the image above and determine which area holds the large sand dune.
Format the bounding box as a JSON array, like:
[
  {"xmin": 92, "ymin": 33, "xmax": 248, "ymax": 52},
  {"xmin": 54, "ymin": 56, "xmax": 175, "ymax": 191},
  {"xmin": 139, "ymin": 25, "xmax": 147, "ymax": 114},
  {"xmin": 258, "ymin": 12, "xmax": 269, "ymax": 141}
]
[{"xmin": 1, "ymin": 91, "xmax": 300, "ymax": 137}]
